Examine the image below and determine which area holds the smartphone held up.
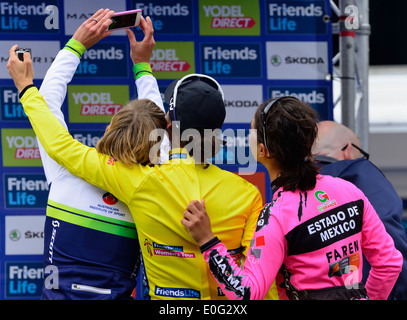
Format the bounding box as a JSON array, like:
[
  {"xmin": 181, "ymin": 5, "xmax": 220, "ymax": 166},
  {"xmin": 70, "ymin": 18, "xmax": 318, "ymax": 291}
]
[{"xmin": 107, "ymin": 9, "xmax": 142, "ymax": 31}]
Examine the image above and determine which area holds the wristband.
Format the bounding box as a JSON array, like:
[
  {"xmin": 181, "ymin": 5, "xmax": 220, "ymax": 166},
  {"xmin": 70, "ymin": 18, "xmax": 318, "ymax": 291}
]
[
  {"xmin": 64, "ymin": 38, "xmax": 87, "ymax": 58},
  {"xmin": 200, "ymin": 236, "xmax": 221, "ymax": 253},
  {"xmin": 19, "ymin": 84, "xmax": 36, "ymax": 99},
  {"xmin": 133, "ymin": 62, "xmax": 153, "ymax": 80}
]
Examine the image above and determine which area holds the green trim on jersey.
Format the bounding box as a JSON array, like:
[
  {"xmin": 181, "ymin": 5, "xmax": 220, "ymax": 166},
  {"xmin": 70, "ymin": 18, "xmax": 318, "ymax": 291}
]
[{"xmin": 47, "ymin": 199, "xmax": 137, "ymax": 239}]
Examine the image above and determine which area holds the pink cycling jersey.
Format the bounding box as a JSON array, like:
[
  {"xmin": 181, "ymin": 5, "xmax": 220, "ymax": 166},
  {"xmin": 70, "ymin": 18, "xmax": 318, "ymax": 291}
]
[{"xmin": 203, "ymin": 174, "xmax": 403, "ymax": 300}]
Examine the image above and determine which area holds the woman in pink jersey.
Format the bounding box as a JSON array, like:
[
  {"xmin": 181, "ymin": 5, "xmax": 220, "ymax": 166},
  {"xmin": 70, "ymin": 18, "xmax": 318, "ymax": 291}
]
[{"xmin": 182, "ymin": 97, "xmax": 403, "ymax": 300}]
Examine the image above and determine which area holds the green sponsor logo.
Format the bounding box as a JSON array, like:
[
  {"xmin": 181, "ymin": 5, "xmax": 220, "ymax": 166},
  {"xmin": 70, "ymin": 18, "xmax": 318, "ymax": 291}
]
[
  {"xmin": 1, "ymin": 128, "xmax": 42, "ymax": 167},
  {"xmin": 68, "ymin": 85, "xmax": 129, "ymax": 123},
  {"xmin": 199, "ymin": 0, "xmax": 260, "ymax": 36},
  {"xmin": 150, "ymin": 42, "xmax": 195, "ymax": 79},
  {"xmin": 315, "ymin": 190, "xmax": 330, "ymax": 203}
]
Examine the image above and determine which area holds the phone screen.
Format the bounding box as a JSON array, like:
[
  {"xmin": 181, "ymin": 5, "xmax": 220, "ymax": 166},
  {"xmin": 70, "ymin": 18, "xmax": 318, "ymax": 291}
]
[{"xmin": 108, "ymin": 12, "xmax": 140, "ymax": 30}]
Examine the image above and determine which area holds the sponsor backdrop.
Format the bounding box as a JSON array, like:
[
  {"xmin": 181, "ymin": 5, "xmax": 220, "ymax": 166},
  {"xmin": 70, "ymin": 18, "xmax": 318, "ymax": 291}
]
[{"xmin": 0, "ymin": 0, "xmax": 333, "ymax": 299}]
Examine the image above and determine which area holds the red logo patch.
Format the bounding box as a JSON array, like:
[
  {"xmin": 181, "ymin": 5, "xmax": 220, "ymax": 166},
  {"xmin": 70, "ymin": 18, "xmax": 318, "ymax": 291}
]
[
  {"xmin": 102, "ymin": 192, "xmax": 118, "ymax": 205},
  {"xmin": 255, "ymin": 235, "xmax": 265, "ymax": 247}
]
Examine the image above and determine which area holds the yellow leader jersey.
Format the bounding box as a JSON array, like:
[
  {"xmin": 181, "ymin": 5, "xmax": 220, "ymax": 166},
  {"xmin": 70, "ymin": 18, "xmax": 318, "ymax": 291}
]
[{"xmin": 21, "ymin": 87, "xmax": 278, "ymax": 300}]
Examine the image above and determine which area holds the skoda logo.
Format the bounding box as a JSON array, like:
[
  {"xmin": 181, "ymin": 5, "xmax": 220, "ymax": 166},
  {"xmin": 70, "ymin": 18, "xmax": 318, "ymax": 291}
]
[
  {"xmin": 270, "ymin": 55, "xmax": 282, "ymax": 66},
  {"xmin": 9, "ymin": 229, "xmax": 21, "ymax": 241}
]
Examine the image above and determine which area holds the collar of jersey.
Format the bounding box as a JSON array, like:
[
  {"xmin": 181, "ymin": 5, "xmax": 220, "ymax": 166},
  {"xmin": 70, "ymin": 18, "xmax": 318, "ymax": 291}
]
[{"xmin": 168, "ymin": 148, "xmax": 193, "ymax": 162}]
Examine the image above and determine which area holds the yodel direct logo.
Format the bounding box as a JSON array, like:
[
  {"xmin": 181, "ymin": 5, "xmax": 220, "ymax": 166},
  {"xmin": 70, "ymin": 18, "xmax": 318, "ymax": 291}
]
[
  {"xmin": 150, "ymin": 42, "xmax": 195, "ymax": 79},
  {"xmin": 199, "ymin": 0, "xmax": 260, "ymax": 35},
  {"xmin": 204, "ymin": 5, "xmax": 255, "ymax": 28},
  {"xmin": 151, "ymin": 48, "xmax": 190, "ymax": 72},
  {"xmin": 1, "ymin": 128, "xmax": 42, "ymax": 167},
  {"xmin": 68, "ymin": 85, "xmax": 129, "ymax": 123}
]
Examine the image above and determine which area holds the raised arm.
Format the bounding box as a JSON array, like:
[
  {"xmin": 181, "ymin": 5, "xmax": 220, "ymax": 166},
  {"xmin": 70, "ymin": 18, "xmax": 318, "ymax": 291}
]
[
  {"xmin": 38, "ymin": 9, "xmax": 115, "ymax": 184},
  {"xmin": 127, "ymin": 17, "xmax": 161, "ymax": 109},
  {"xmin": 127, "ymin": 16, "xmax": 170, "ymax": 162},
  {"xmin": 40, "ymin": 8, "xmax": 115, "ymax": 122},
  {"xmin": 7, "ymin": 12, "xmax": 146, "ymax": 205},
  {"xmin": 37, "ymin": 44, "xmax": 81, "ymax": 184}
]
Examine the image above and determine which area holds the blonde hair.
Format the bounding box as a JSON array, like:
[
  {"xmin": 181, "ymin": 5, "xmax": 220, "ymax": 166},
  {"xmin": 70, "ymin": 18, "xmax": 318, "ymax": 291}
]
[{"xmin": 96, "ymin": 99, "xmax": 167, "ymax": 165}]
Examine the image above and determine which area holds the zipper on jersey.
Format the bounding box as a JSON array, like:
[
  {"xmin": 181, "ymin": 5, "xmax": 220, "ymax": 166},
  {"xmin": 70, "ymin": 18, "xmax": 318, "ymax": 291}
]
[{"xmin": 71, "ymin": 283, "xmax": 111, "ymax": 295}]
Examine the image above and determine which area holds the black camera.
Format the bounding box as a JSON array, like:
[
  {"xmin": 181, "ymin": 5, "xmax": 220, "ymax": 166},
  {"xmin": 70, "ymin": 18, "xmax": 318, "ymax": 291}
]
[{"xmin": 15, "ymin": 48, "xmax": 32, "ymax": 61}]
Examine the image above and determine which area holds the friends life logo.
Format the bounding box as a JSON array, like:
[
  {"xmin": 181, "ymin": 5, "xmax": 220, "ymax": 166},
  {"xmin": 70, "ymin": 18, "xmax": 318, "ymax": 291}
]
[
  {"xmin": 200, "ymin": 43, "xmax": 261, "ymax": 78},
  {"xmin": 0, "ymin": 0, "xmax": 59, "ymax": 33},
  {"xmin": 199, "ymin": 0, "xmax": 260, "ymax": 36},
  {"xmin": 6, "ymin": 262, "xmax": 44, "ymax": 298},
  {"xmin": 268, "ymin": 86, "xmax": 331, "ymax": 120},
  {"xmin": 75, "ymin": 43, "xmax": 128, "ymax": 78},
  {"xmin": 4, "ymin": 174, "xmax": 48, "ymax": 209},
  {"xmin": 265, "ymin": 0, "xmax": 329, "ymax": 35},
  {"xmin": 0, "ymin": 86, "xmax": 27, "ymax": 121},
  {"xmin": 133, "ymin": 0, "xmax": 193, "ymax": 34},
  {"xmin": 71, "ymin": 129, "xmax": 104, "ymax": 147}
]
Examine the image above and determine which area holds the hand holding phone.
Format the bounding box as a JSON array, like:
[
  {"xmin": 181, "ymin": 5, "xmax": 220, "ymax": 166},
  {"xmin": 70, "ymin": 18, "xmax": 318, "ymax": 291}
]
[
  {"xmin": 108, "ymin": 9, "xmax": 142, "ymax": 31},
  {"xmin": 126, "ymin": 16, "xmax": 155, "ymax": 65},
  {"xmin": 7, "ymin": 45, "xmax": 34, "ymax": 93},
  {"xmin": 72, "ymin": 8, "xmax": 115, "ymax": 49},
  {"xmin": 15, "ymin": 48, "xmax": 32, "ymax": 62}
]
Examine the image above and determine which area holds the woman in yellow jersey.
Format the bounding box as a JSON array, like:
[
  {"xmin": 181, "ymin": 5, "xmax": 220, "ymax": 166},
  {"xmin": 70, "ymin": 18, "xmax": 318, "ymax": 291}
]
[
  {"xmin": 38, "ymin": 10, "xmax": 168, "ymax": 300},
  {"xmin": 7, "ymin": 20, "xmax": 278, "ymax": 300}
]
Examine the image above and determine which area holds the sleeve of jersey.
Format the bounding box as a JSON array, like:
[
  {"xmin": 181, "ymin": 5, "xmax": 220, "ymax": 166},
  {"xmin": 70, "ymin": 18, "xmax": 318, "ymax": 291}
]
[
  {"xmin": 241, "ymin": 189, "xmax": 263, "ymax": 258},
  {"xmin": 245, "ymin": 191, "xmax": 280, "ymax": 300},
  {"xmin": 203, "ymin": 207, "xmax": 286, "ymax": 300},
  {"xmin": 361, "ymin": 194, "xmax": 403, "ymax": 299},
  {"xmin": 20, "ymin": 87, "xmax": 137, "ymax": 204},
  {"xmin": 135, "ymin": 73, "xmax": 163, "ymax": 111},
  {"xmin": 38, "ymin": 49, "xmax": 80, "ymax": 184},
  {"xmin": 135, "ymin": 73, "xmax": 169, "ymax": 163}
]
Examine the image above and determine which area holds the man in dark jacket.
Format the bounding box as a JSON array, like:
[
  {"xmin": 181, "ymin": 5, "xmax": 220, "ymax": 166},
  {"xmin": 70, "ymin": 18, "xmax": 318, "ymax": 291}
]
[{"xmin": 313, "ymin": 120, "xmax": 407, "ymax": 300}]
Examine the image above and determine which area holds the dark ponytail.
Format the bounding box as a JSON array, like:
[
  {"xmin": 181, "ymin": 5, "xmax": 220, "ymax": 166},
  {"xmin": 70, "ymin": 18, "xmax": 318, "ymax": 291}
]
[{"xmin": 254, "ymin": 97, "xmax": 319, "ymax": 192}]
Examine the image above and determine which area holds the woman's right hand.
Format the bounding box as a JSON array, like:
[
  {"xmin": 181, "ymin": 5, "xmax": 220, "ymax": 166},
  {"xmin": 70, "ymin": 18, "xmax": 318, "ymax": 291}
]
[{"xmin": 181, "ymin": 200, "xmax": 215, "ymax": 246}]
